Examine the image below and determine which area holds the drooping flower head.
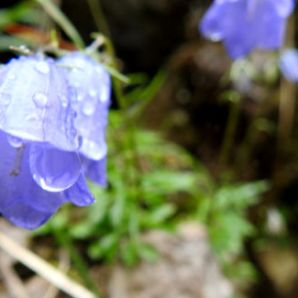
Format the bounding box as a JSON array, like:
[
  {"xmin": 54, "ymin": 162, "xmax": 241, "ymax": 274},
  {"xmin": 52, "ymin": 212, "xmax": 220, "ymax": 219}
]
[
  {"xmin": 279, "ymin": 48, "xmax": 298, "ymax": 82},
  {"xmin": 200, "ymin": 0, "xmax": 295, "ymax": 59},
  {"xmin": 59, "ymin": 52, "xmax": 111, "ymax": 186},
  {"xmin": 0, "ymin": 55, "xmax": 103, "ymax": 229}
]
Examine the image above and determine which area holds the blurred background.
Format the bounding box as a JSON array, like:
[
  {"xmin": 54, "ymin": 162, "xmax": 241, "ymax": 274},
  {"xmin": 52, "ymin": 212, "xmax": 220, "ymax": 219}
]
[{"xmin": 0, "ymin": 1, "xmax": 297, "ymax": 298}]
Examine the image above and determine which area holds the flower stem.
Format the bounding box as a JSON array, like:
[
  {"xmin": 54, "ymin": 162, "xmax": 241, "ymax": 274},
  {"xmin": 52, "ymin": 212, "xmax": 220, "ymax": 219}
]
[
  {"xmin": 36, "ymin": 0, "xmax": 85, "ymax": 49},
  {"xmin": 219, "ymin": 95, "xmax": 241, "ymax": 166},
  {"xmin": 86, "ymin": 0, "xmax": 111, "ymax": 38}
]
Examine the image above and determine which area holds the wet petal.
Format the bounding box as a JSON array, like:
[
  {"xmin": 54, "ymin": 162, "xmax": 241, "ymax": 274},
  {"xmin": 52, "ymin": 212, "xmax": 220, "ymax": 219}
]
[
  {"xmin": 0, "ymin": 130, "xmax": 66, "ymax": 228},
  {"xmin": 1, "ymin": 201, "xmax": 53, "ymax": 230},
  {"xmin": 81, "ymin": 156, "xmax": 107, "ymax": 186},
  {"xmin": 64, "ymin": 174, "xmax": 95, "ymax": 206},
  {"xmin": 29, "ymin": 144, "xmax": 82, "ymax": 192},
  {"xmin": 0, "ymin": 56, "xmax": 79, "ymax": 150},
  {"xmin": 271, "ymin": 0, "xmax": 295, "ymax": 17},
  {"xmin": 58, "ymin": 52, "xmax": 111, "ymax": 160},
  {"xmin": 279, "ymin": 49, "xmax": 298, "ymax": 82}
]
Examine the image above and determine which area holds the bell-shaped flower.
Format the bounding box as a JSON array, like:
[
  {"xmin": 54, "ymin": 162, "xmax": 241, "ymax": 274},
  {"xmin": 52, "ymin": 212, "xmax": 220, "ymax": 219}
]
[
  {"xmin": 0, "ymin": 55, "xmax": 95, "ymax": 229},
  {"xmin": 200, "ymin": 0, "xmax": 295, "ymax": 59},
  {"xmin": 279, "ymin": 49, "xmax": 298, "ymax": 83},
  {"xmin": 58, "ymin": 52, "xmax": 111, "ymax": 186},
  {"xmin": 0, "ymin": 55, "xmax": 80, "ymax": 150}
]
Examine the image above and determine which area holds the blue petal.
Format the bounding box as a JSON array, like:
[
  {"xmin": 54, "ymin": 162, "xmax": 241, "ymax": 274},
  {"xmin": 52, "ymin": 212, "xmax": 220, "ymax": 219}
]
[
  {"xmin": 200, "ymin": 0, "xmax": 228, "ymax": 42},
  {"xmin": 64, "ymin": 174, "xmax": 95, "ymax": 206},
  {"xmin": 58, "ymin": 52, "xmax": 111, "ymax": 160},
  {"xmin": 0, "ymin": 130, "xmax": 66, "ymax": 229},
  {"xmin": 29, "ymin": 144, "xmax": 82, "ymax": 192},
  {"xmin": 279, "ymin": 49, "xmax": 298, "ymax": 82},
  {"xmin": 0, "ymin": 56, "xmax": 79, "ymax": 151},
  {"xmin": 81, "ymin": 156, "xmax": 107, "ymax": 186},
  {"xmin": 270, "ymin": 0, "xmax": 295, "ymax": 17},
  {"xmin": 200, "ymin": 0, "xmax": 294, "ymax": 59},
  {"xmin": 1, "ymin": 200, "xmax": 53, "ymax": 230}
]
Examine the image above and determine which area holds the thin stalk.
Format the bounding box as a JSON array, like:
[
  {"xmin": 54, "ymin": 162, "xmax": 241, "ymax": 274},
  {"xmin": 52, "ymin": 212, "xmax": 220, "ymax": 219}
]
[
  {"xmin": 36, "ymin": 0, "xmax": 85, "ymax": 49},
  {"xmin": 86, "ymin": 0, "xmax": 143, "ymax": 247},
  {"xmin": 277, "ymin": 15, "xmax": 296, "ymax": 146},
  {"xmin": 86, "ymin": 0, "xmax": 111, "ymax": 37},
  {"xmin": 219, "ymin": 96, "xmax": 241, "ymax": 166}
]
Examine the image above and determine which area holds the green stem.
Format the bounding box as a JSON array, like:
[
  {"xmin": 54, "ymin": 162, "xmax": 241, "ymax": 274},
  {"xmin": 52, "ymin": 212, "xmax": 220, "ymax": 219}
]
[
  {"xmin": 86, "ymin": 0, "xmax": 111, "ymax": 37},
  {"xmin": 86, "ymin": 0, "xmax": 142, "ymax": 248},
  {"xmin": 36, "ymin": 0, "xmax": 85, "ymax": 49},
  {"xmin": 219, "ymin": 96, "xmax": 241, "ymax": 166}
]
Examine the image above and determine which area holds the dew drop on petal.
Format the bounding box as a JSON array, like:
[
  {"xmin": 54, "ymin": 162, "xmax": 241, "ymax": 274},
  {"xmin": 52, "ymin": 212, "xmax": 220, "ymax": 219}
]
[
  {"xmin": 35, "ymin": 61, "xmax": 50, "ymax": 74},
  {"xmin": 30, "ymin": 146, "xmax": 81, "ymax": 192},
  {"xmin": 89, "ymin": 89, "xmax": 97, "ymax": 97},
  {"xmin": 7, "ymin": 135, "xmax": 23, "ymax": 148},
  {"xmin": 99, "ymin": 88, "xmax": 109, "ymax": 103},
  {"xmin": 33, "ymin": 92, "xmax": 48, "ymax": 108},
  {"xmin": 77, "ymin": 93, "xmax": 84, "ymax": 102},
  {"xmin": 60, "ymin": 95, "xmax": 68, "ymax": 108},
  {"xmin": 25, "ymin": 114, "xmax": 40, "ymax": 122},
  {"xmin": 83, "ymin": 101, "xmax": 96, "ymax": 116}
]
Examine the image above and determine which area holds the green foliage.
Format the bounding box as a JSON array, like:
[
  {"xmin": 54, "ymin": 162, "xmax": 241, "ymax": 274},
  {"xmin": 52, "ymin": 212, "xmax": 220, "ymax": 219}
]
[{"xmin": 36, "ymin": 114, "xmax": 268, "ymax": 270}]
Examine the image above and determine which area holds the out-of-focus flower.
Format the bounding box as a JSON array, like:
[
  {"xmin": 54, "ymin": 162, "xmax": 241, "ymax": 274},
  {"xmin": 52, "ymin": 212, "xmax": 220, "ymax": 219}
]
[
  {"xmin": 0, "ymin": 55, "xmax": 95, "ymax": 229},
  {"xmin": 279, "ymin": 49, "xmax": 298, "ymax": 82},
  {"xmin": 59, "ymin": 52, "xmax": 111, "ymax": 186},
  {"xmin": 200, "ymin": 0, "xmax": 295, "ymax": 59}
]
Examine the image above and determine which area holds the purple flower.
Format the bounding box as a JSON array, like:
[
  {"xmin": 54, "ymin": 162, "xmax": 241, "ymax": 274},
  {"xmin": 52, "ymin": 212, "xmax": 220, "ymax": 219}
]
[
  {"xmin": 200, "ymin": 0, "xmax": 295, "ymax": 59},
  {"xmin": 279, "ymin": 49, "xmax": 298, "ymax": 82},
  {"xmin": 0, "ymin": 55, "xmax": 95, "ymax": 229},
  {"xmin": 59, "ymin": 52, "xmax": 111, "ymax": 186}
]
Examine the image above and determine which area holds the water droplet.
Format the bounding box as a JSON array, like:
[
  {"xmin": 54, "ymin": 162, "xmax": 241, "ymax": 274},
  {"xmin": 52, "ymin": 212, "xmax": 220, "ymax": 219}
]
[
  {"xmin": 35, "ymin": 61, "xmax": 50, "ymax": 74},
  {"xmin": 83, "ymin": 101, "xmax": 96, "ymax": 116},
  {"xmin": 25, "ymin": 114, "xmax": 39, "ymax": 122},
  {"xmin": 80, "ymin": 139, "xmax": 107, "ymax": 160},
  {"xmin": 19, "ymin": 45, "xmax": 30, "ymax": 54},
  {"xmin": 77, "ymin": 93, "xmax": 84, "ymax": 102},
  {"xmin": 89, "ymin": 89, "xmax": 97, "ymax": 97},
  {"xmin": 7, "ymin": 135, "xmax": 23, "ymax": 148},
  {"xmin": 30, "ymin": 147, "xmax": 81, "ymax": 192},
  {"xmin": 60, "ymin": 95, "xmax": 68, "ymax": 108},
  {"xmin": 99, "ymin": 88, "xmax": 109, "ymax": 103},
  {"xmin": 0, "ymin": 92, "xmax": 11, "ymax": 106},
  {"xmin": 33, "ymin": 92, "xmax": 48, "ymax": 108}
]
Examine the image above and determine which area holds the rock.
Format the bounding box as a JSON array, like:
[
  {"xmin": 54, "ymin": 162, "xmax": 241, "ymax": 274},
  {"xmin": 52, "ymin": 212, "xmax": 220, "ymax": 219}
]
[{"xmin": 109, "ymin": 223, "xmax": 233, "ymax": 298}]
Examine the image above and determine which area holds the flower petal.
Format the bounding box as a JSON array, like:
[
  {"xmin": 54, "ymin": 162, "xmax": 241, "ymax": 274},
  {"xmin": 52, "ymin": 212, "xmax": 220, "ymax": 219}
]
[
  {"xmin": 1, "ymin": 200, "xmax": 53, "ymax": 230},
  {"xmin": 59, "ymin": 52, "xmax": 111, "ymax": 160},
  {"xmin": 64, "ymin": 174, "xmax": 95, "ymax": 206},
  {"xmin": 0, "ymin": 130, "xmax": 66, "ymax": 228},
  {"xmin": 279, "ymin": 49, "xmax": 298, "ymax": 82},
  {"xmin": 29, "ymin": 144, "xmax": 82, "ymax": 192},
  {"xmin": 200, "ymin": 0, "xmax": 294, "ymax": 59},
  {"xmin": 81, "ymin": 156, "xmax": 107, "ymax": 186},
  {"xmin": 0, "ymin": 56, "xmax": 79, "ymax": 150}
]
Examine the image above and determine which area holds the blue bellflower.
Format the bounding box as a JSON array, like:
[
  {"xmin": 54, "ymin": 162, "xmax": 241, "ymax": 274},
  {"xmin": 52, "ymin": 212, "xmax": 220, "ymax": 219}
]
[
  {"xmin": 59, "ymin": 52, "xmax": 111, "ymax": 186},
  {"xmin": 0, "ymin": 54, "xmax": 109, "ymax": 229},
  {"xmin": 279, "ymin": 49, "xmax": 298, "ymax": 82},
  {"xmin": 200, "ymin": 0, "xmax": 295, "ymax": 59}
]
